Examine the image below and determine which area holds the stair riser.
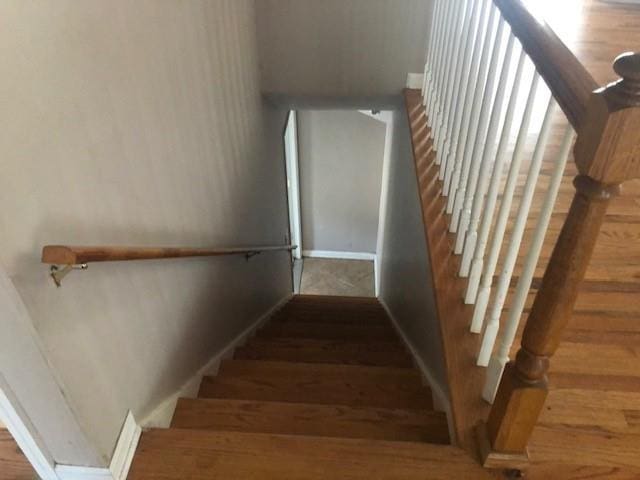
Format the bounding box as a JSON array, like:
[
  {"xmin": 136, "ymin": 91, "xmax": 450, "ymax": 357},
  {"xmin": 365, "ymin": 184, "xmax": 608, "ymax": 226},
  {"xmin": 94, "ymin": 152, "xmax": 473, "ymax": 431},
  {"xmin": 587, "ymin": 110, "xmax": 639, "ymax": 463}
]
[
  {"xmin": 234, "ymin": 345, "xmax": 413, "ymax": 367},
  {"xmin": 258, "ymin": 323, "xmax": 397, "ymax": 341}
]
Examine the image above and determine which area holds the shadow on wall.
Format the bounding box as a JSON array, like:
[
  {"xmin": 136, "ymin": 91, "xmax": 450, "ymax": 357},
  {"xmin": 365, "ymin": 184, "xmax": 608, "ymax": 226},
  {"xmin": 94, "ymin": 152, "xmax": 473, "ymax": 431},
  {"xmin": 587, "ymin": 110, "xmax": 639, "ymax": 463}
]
[
  {"xmin": 378, "ymin": 110, "xmax": 449, "ymax": 402},
  {"xmin": 296, "ymin": 110, "xmax": 387, "ymax": 255}
]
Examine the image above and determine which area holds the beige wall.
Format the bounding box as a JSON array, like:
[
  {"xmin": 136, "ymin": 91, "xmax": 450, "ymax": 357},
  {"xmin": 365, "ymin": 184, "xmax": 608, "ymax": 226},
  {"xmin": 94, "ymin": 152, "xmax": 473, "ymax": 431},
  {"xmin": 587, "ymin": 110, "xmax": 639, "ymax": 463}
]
[
  {"xmin": 297, "ymin": 111, "xmax": 386, "ymax": 253},
  {"xmin": 0, "ymin": 0, "xmax": 290, "ymax": 465},
  {"xmin": 255, "ymin": 0, "xmax": 433, "ymax": 97},
  {"xmin": 378, "ymin": 110, "xmax": 448, "ymax": 399}
]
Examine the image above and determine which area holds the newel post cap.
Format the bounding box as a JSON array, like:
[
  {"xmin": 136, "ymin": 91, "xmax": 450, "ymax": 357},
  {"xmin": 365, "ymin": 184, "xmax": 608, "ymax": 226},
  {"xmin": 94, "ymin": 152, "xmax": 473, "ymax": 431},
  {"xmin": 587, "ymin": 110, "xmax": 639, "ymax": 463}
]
[
  {"xmin": 613, "ymin": 52, "xmax": 640, "ymax": 100},
  {"xmin": 574, "ymin": 51, "xmax": 640, "ymax": 184},
  {"xmin": 614, "ymin": 52, "xmax": 640, "ymax": 81}
]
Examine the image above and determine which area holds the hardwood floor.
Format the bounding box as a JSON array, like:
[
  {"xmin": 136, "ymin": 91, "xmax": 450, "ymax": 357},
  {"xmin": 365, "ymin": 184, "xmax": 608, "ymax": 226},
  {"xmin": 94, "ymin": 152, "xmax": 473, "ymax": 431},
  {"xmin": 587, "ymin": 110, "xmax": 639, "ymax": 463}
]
[{"xmin": 0, "ymin": 429, "xmax": 37, "ymax": 480}]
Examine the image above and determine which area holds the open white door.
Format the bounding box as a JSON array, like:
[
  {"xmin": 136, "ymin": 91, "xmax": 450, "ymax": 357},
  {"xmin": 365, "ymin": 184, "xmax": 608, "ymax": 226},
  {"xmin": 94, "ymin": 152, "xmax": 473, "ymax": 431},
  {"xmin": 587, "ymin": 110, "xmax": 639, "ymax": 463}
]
[
  {"xmin": 284, "ymin": 110, "xmax": 302, "ymax": 257},
  {"xmin": 284, "ymin": 111, "xmax": 303, "ymax": 292}
]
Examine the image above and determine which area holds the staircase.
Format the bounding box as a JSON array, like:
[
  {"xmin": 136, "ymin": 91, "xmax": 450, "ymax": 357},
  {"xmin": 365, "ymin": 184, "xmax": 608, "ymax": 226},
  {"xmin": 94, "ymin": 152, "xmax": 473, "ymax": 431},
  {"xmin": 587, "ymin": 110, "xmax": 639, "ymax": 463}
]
[{"xmin": 128, "ymin": 295, "xmax": 492, "ymax": 478}]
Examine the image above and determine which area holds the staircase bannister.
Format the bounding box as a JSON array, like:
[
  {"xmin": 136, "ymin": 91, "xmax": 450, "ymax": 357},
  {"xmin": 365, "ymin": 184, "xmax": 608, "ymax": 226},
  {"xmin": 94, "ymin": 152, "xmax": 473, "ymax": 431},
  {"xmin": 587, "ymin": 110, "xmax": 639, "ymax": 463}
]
[
  {"xmin": 477, "ymin": 52, "xmax": 640, "ymax": 468},
  {"xmin": 41, "ymin": 244, "xmax": 297, "ymax": 286}
]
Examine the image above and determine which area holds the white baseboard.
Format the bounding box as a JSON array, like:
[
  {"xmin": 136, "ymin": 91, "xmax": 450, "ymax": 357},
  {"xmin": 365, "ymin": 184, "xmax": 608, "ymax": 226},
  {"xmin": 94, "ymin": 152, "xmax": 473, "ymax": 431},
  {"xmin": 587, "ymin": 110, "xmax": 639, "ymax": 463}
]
[
  {"xmin": 55, "ymin": 465, "xmax": 112, "ymax": 480},
  {"xmin": 56, "ymin": 412, "xmax": 141, "ymax": 480},
  {"xmin": 139, "ymin": 293, "xmax": 293, "ymax": 429},
  {"xmin": 378, "ymin": 299, "xmax": 455, "ymax": 443},
  {"xmin": 108, "ymin": 412, "xmax": 140, "ymax": 480},
  {"xmin": 406, "ymin": 73, "xmax": 425, "ymax": 89},
  {"xmin": 302, "ymin": 250, "xmax": 376, "ymax": 261}
]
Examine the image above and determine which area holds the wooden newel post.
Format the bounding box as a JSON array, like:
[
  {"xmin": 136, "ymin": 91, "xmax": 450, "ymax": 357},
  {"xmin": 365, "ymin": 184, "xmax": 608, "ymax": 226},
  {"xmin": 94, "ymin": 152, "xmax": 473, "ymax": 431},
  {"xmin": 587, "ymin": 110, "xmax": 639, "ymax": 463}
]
[{"xmin": 477, "ymin": 52, "xmax": 640, "ymax": 470}]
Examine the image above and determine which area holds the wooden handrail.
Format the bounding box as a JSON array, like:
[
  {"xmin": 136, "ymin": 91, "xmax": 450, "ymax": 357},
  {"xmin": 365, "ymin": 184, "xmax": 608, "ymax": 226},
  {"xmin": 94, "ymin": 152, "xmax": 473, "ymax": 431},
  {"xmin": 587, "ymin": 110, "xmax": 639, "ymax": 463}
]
[
  {"xmin": 478, "ymin": 52, "xmax": 640, "ymax": 469},
  {"xmin": 42, "ymin": 244, "xmax": 296, "ymax": 265},
  {"xmin": 493, "ymin": 0, "xmax": 598, "ymax": 130}
]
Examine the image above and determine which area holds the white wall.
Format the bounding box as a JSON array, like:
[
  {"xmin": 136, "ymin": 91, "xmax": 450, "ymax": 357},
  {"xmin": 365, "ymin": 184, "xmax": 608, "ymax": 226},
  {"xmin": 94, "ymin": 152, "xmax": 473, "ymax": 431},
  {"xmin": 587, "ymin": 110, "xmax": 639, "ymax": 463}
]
[
  {"xmin": 255, "ymin": 0, "xmax": 433, "ymax": 97},
  {"xmin": 297, "ymin": 111, "xmax": 386, "ymax": 254},
  {"xmin": 0, "ymin": 0, "xmax": 290, "ymax": 466},
  {"xmin": 378, "ymin": 110, "xmax": 449, "ymax": 398}
]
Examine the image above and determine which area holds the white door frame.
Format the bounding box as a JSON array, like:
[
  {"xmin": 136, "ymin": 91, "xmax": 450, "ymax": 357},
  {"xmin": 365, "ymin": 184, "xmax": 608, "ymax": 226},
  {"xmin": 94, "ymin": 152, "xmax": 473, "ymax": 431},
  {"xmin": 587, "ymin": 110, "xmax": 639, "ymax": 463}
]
[
  {"xmin": 358, "ymin": 110, "xmax": 394, "ymax": 297},
  {"xmin": 284, "ymin": 110, "xmax": 303, "ymax": 260}
]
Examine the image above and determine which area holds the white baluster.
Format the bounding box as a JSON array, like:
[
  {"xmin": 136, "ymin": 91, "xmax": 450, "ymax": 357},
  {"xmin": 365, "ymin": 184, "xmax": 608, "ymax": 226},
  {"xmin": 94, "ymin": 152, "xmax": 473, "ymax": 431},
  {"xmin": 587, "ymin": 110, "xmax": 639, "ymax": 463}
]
[
  {"xmin": 440, "ymin": 0, "xmax": 483, "ymax": 183},
  {"xmin": 423, "ymin": 0, "xmax": 442, "ymax": 99},
  {"xmin": 477, "ymin": 95, "xmax": 557, "ymax": 367},
  {"xmin": 427, "ymin": 0, "xmax": 451, "ymax": 123},
  {"xmin": 455, "ymin": 22, "xmax": 512, "ymax": 255},
  {"xmin": 464, "ymin": 49, "xmax": 527, "ymax": 302},
  {"xmin": 434, "ymin": 0, "xmax": 466, "ymax": 165},
  {"xmin": 483, "ymin": 124, "xmax": 576, "ymax": 402},
  {"xmin": 450, "ymin": 13, "xmax": 503, "ymax": 233},
  {"xmin": 468, "ymin": 72, "xmax": 540, "ymax": 332},
  {"xmin": 434, "ymin": 0, "xmax": 464, "ymax": 161},
  {"xmin": 437, "ymin": 0, "xmax": 472, "ymax": 169},
  {"xmin": 431, "ymin": 0, "xmax": 457, "ymax": 140},
  {"xmin": 424, "ymin": 0, "xmax": 445, "ymax": 112},
  {"xmin": 422, "ymin": 61, "xmax": 428, "ymax": 98},
  {"xmin": 457, "ymin": 33, "xmax": 517, "ymax": 267},
  {"xmin": 443, "ymin": 0, "xmax": 489, "ymax": 193},
  {"xmin": 446, "ymin": 4, "xmax": 497, "ymax": 218}
]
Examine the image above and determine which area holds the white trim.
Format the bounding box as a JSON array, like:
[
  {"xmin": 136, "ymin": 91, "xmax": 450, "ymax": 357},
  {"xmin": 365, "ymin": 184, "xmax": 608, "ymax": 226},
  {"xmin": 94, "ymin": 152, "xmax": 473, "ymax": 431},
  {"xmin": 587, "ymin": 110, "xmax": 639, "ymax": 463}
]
[
  {"xmin": 373, "ymin": 255, "xmax": 379, "ymax": 296},
  {"xmin": 406, "ymin": 73, "xmax": 425, "ymax": 89},
  {"xmin": 302, "ymin": 250, "xmax": 376, "ymax": 261},
  {"xmin": 55, "ymin": 466, "xmax": 112, "ymax": 480},
  {"xmin": 357, "ymin": 110, "xmax": 394, "ymax": 297},
  {"xmin": 139, "ymin": 294, "xmax": 293, "ymax": 429},
  {"xmin": 378, "ymin": 299, "xmax": 455, "ymax": 444},
  {"xmin": 374, "ymin": 112, "xmax": 394, "ymax": 298},
  {"xmin": 108, "ymin": 412, "xmax": 141, "ymax": 480},
  {"xmin": 56, "ymin": 411, "xmax": 141, "ymax": 480},
  {"xmin": 0, "ymin": 375, "xmax": 59, "ymax": 480}
]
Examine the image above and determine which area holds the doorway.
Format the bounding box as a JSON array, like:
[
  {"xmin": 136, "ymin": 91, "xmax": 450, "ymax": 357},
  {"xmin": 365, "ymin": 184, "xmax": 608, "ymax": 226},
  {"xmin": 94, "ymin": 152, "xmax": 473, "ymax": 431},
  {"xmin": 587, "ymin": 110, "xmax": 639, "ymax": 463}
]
[{"xmin": 290, "ymin": 109, "xmax": 389, "ymax": 298}]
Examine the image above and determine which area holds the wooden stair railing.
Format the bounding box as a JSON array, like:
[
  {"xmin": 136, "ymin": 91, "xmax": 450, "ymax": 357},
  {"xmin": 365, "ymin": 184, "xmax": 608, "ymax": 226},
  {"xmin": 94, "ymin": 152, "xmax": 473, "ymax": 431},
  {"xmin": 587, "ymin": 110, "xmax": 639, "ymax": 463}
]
[
  {"xmin": 478, "ymin": 52, "xmax": 640, "ymax": 467},
  {"xmin": 41, "ymin": 244, "xmax": 296, "ymax": 286},
  {"xmin": 418, "ymin": 0, "xmax": 640, "ymax": 472}
]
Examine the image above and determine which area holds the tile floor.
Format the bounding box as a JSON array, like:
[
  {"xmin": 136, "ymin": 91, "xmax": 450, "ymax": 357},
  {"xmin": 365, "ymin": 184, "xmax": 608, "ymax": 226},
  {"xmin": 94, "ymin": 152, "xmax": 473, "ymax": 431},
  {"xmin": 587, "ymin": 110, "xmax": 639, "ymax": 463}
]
[{"xmin": 299, "ymin": 258, "xmax": 375, "ymax": 297}]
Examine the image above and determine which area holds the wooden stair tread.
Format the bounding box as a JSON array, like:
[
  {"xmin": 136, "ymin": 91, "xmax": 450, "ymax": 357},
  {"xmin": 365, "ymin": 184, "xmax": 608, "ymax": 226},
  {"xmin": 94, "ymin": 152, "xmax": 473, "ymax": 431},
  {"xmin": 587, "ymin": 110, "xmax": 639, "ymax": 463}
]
[
  {"xmin": 128, "ymin": 429, "xmax": 490, "ymax": 480},
  {"xmin": 258, "ymin": 321, "xmax": 397, "ymax": 341},
  {"xmin": 171, "ymin": 398, "xmax": 449, "ymax": 443},
  {"xmin": 235, "ymin": 337, "xmax": 413, "ymax": 367},
  {"xmin": 199, "ymin": 360, "xmax": 432, "ymax": 409}
]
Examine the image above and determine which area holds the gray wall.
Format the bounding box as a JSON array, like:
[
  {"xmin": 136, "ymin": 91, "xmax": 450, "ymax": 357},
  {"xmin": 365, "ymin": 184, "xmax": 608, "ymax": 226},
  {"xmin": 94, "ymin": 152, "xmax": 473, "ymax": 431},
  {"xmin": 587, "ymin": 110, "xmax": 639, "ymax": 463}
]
[
  {"xmin": 298, "ymin": 111, "xmax": 386, "ymax": 253},
  {"xmin": 0, "ymin": 0, "xmax": 290, "ymax": 465},
  {"xmin": 256, "ymin": 0, "xmax": 433, "ymax": 97},
  {"xmin": 378, "ymin": 110, "xmax": 448, "ymax": 398}
]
